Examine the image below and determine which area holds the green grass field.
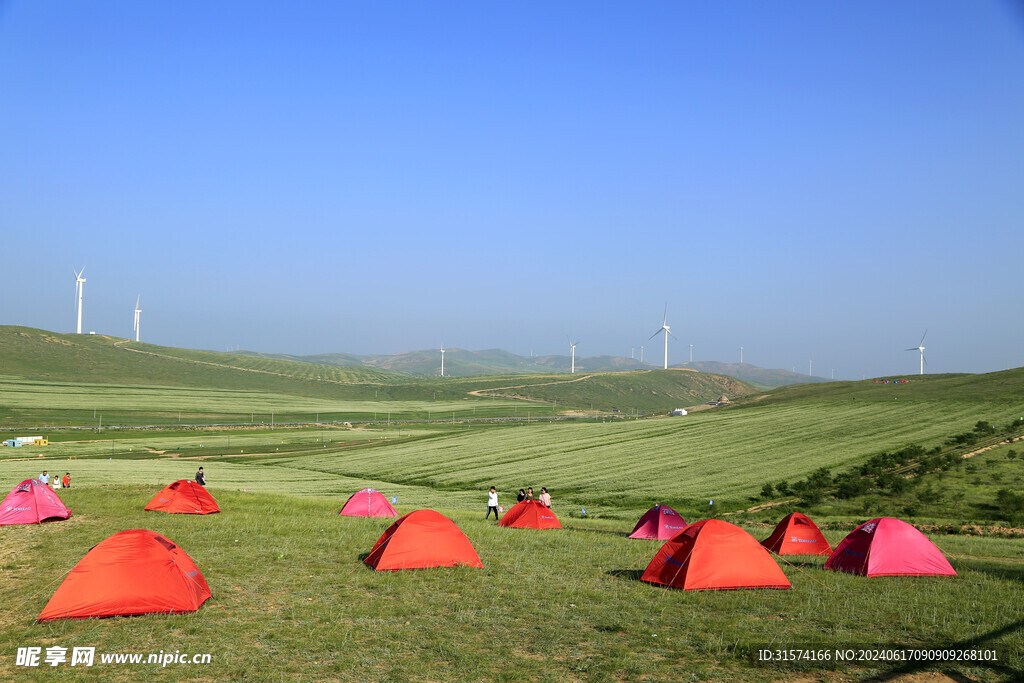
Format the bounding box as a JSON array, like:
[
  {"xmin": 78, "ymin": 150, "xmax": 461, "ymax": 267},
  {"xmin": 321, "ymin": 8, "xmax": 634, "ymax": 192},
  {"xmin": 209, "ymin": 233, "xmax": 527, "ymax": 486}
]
[
  {"xmin": 1, "ymin": 486, "xmax": 1021, "ymax": 681},
  {"xmin": 3, "ymin": 329, "xmax": 1024, "ymax": 679}
]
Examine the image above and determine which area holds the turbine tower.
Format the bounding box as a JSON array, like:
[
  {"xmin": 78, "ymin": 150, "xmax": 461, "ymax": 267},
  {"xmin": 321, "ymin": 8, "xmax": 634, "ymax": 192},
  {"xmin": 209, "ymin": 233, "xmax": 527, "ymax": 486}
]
[
  {"xmin": 906, "ymin": 330, "xmax": 927, "ymax": 375},
  {"xmin": 567, "ymin": 337, "xmax": 578, "ymax": 374},
  {"xmin": 132, "ymin": 295, "xmax": 142, "ymax": 342},
  {"xmin": 648, "ymin": 304, "xmax": 677, "ymax": 370},
  {"xmin": 73, "ymin": 268, "xmax": 86, "ymax": 334},
  {"xmin": 440, "ymin": 345, "xmax": 446, "ymax": 377},
  {"xmin": 689, "ymin": 344, "xmax": 694, "ymax": 363},
  {"xmin": 739, "ymin": 346, "xmax": 744, "ymax": 364}
]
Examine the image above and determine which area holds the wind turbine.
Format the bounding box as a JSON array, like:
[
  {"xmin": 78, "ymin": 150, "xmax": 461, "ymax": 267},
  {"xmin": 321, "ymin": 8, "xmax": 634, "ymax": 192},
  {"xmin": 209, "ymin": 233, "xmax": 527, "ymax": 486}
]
[
  {"xmin": 439, "ymin": 345, "xmax": 446, "ymax": 377},
  {"xmin": 739, "ymin": 346, "xmax": 744, "ymax": 364},
  {"xmin": 132, "ymin": 295, "xmax": 142, "ymax": 342},
  {"xmin": 73, "ymin": 268, "xmax": 86, "ymax": 334},
  {"xmin": 689, "ymin": 344, "xmax": 694, "ymax": 363},
  {"xmin": 567, "ymin": 337, "xmax": 578, "ymax": 374},
  {"xmin": 906, "ymin": 330, "xmax": 927, "ymax": 375},
  {"xmin": 648, "ymin": 305, "xmax": 677, "ymax": 370}
]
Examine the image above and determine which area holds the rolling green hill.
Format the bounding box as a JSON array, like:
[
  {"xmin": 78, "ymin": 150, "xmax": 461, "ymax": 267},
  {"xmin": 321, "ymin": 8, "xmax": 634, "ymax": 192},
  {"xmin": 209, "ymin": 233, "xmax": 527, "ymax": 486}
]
[{"xmin": 0, "ymin": 327, "xmax": 759, "ymax": 425}]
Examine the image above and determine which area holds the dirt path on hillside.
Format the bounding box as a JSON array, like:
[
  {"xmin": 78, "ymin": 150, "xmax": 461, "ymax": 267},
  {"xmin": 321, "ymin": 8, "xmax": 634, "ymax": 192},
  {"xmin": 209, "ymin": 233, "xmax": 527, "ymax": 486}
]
[{"xmin": 467, "ymin": 374, "xmax": 597, "ymax": 401}]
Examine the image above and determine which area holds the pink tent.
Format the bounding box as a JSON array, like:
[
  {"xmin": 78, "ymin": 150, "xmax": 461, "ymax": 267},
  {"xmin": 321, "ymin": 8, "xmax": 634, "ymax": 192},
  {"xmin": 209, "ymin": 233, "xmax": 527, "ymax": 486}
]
[
  {"xmin": 0, "ymin": 479, "xmax": 72, "ymax": 526},
  {"xmin": 339, "ymin": 488, "xmax": 399, "ymax": 518},
  {"xmin": 824, "ymin": 517, "xmax": 956, "ymax": 577},
  {"xmin": 628, "ymin": 504, "xmax": 687, "ymax": 540}
]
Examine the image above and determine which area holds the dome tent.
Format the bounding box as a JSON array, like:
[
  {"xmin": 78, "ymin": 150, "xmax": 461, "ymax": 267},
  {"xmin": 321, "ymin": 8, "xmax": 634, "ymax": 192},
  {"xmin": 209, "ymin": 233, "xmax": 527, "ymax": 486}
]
[
  {"xmin": 0, "ymin": 479, "xmax": 71, "ymax": 526},
  {"xmin": 824, "ymin": 517, "xmax": 956, "ymax": 577},
  {"xmin": 339, "ymin": 488, "xmax": 398, "ymax": 517},
  {"xmin": 628, "ymin": 504, "xmax": 687, "ymax": 540},
  {"xmin": 144, "ymin": 480, "xmax": 220, "ymax": 514},
  {"xmin": 364, "ymin": 510, "xmax": 483, "ymax": 571},
  {"xmin": 642, "ymin": 519, "xmax": 791, "ymax": 591},
  {"xmin": 760, "ymin": 512, "xmax": 832, "ymax": 556},
  {"xmin": 37, "ymin": 529, "xmax": 211, "ymax": 621},
  {"xmin": 497, "ymin": 500, "xmax": 562, "ymax": 529}
]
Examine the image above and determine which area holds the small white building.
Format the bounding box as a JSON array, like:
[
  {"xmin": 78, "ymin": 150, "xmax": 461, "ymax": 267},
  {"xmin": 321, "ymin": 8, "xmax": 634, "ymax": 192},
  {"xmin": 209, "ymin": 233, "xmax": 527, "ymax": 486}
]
[{"xmin": 670, "ymin": 409, "xmax": 688, "ymax": 416}]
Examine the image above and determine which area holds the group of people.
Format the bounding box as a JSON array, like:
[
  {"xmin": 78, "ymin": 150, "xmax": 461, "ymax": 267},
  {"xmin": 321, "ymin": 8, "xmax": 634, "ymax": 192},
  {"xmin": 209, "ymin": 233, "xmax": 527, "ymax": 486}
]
[
  {"xmin": 485, "ymin": 485, "xmax": 552, "ymax": 521},
  {"xmin": 38, "ymin": 470, "xmax": 71, "ymax": 489}
]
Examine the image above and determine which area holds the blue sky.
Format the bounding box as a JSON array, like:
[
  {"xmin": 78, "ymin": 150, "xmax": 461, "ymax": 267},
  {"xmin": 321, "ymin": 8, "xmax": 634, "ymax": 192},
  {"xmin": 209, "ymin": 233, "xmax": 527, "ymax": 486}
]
[{"xmin": 1, "ymin": 1, "xmax": 1022, "ymax": 379}]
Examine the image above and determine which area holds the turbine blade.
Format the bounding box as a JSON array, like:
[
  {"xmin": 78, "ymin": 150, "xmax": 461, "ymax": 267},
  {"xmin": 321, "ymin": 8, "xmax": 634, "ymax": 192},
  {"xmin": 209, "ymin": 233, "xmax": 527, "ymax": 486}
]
[
  {"xmin": 663, "ymin": 303, "xmax": 668, "ymax": 326},
  {"xmin": 919, "ymin": 329, "xmax": 928, "ymax": 346},
  {"xmin": 649, "ymin": 329, "xmax": 663, "ymax": 341},
  {"xmin": 667, "ymin": 330, "xmax": 678, "ymax": 340}
]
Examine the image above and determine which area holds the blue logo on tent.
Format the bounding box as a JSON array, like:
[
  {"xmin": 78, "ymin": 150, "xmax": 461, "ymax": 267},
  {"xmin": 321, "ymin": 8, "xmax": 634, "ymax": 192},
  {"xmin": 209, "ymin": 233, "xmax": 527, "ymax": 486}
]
[
  {"xmin": 665, "ymin": 555, "xmax": 688, "ymax": 567},
  {"xmin": 844, "ymin": 548, "xmax": 866, "ymax": 557}
]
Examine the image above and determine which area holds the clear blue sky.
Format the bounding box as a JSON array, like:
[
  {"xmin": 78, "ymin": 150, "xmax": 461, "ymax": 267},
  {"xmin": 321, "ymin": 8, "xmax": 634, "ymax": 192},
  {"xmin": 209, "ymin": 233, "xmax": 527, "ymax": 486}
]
[{"xmin": 2, "ymin": 1, "xmax": 1022, "ymax": 379}]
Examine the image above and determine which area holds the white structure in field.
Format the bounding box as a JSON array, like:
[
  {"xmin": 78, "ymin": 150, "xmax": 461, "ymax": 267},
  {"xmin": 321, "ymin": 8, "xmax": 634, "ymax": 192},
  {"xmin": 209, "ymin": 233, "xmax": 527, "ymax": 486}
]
[
  {"xmin": 671, "ymin": 408, "xmax": 688, "ymax": 416},
  {"xmin": 133, "ymin": 295, "xmax": 142, "ymax": 342},
  {"xmin": 73, "ymin": 268, "xmax": 86, "ymax": 334},
  {"xmin": 648, "ymin": 304, "xmax": 677, "ymax": 370},
  {"xmin": 906, "ymin": 330, "xmax": 927, "ymax": 375}
]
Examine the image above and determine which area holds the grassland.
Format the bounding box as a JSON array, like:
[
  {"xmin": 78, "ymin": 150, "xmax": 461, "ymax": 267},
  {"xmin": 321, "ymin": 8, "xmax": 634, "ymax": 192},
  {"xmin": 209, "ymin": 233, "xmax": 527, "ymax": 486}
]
[
  {"xmin": 3, "ymin": 328, "xmax": 1024, "ymax": 679},
  {"xmin": 1, "ymin": 487, "xmax": 1021, "ymax": 681}
]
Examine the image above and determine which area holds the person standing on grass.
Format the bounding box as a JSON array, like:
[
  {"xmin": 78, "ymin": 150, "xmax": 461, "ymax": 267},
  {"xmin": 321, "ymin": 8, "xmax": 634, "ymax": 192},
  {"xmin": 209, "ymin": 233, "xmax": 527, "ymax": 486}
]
[
  {"xmin": 485, "ymin": 486, "xmax": 500, "ymax": 521},
  {"xmin": 195, "ymin": 467, "xmax": 206, "ymax": 486},
  {"xmin": 517, "ymin": 488, "xmax": 526, "ymax": 503},
  {"xmin": 63, "ymin": 473, "xmax": 71, "ymax": 488},
  {"xmin": 539, "ymin": 487, "xmax": 551, "ymax": 508},
  {"xmin": 39, "ymin": 471, "xmax": 49, "ymax": 486}
]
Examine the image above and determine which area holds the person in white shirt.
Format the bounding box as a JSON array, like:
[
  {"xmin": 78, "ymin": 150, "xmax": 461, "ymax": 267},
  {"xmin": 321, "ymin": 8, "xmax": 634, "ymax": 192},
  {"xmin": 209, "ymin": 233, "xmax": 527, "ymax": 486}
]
[
  {"xmin": 539, "ymin": 487, "xmax": 552, "ymax": 508},
  {"xmin": 485, "ymin": 486, "xmax": 500, "ymax": 521}
]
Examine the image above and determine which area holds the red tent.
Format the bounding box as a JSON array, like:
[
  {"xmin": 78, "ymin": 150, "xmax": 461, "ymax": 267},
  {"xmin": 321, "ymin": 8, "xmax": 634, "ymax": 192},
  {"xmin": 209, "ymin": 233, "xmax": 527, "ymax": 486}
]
[
  {"xmin": 144, "ymin": 480, "xmax": 220, "ymax": 514},
  {"xmin": 628, "ymin": 504, "xmax": 687, "ymax": 540},
  {"xmin": 761, "ymin": 512, "xmax": 833, "ymax": 556},
  {"xmin": 642, "ymin": 519, "xmax": 791, "ymax": 591},
  {"xmin": 37, "ymin": 529, "xmax": 211, "ymax": 621},
  {"xmin": 339, "ymin": 488, "xmax": 398, "ymax": 518},
  {"xmin": 364, "ymin": 510, "xmax": 483, "ymax": 571},
  {"xmin": 824, "ymin": 517, "xmax": 956, "ymax": 577},
  {"xmin": 497, "ymin": 500, "xmax": 562, "ymax": 529},
  {"xmin": 0, "ymin": 479, "xmax": 71, "ymax": 526}
]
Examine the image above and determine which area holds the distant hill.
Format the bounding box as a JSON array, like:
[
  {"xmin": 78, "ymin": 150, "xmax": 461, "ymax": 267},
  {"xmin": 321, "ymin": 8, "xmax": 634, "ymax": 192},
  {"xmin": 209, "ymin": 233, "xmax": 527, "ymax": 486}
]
[
  {"xmin": 242, "ymin": 347, "xmax": 820, "ymax": 387},
  {"xmin": 673, "ymin": 361, "xmax": 829, "ymax": 389},
  {"xmin": 0, "ymin": 326, "xmax": 757, "ymax": 412}
]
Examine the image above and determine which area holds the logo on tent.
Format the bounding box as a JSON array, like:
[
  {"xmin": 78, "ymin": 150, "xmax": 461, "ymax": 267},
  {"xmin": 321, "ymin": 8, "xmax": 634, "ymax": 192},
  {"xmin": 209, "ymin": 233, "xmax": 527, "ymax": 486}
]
[
  {"xmin": 863, "ymin": 522, "xmax": 877, "ymax": 534},
  {"xmin": 665, "ymin": 555, "xmax": 688, "ymax": 568}
]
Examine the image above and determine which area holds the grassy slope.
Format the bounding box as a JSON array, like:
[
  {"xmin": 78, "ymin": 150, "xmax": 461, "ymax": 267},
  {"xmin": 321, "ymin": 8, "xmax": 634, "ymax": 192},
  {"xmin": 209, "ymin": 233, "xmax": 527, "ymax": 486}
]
[{"xmin": 0, "ymin": 326, "xmax": 757, "ymax": 421}]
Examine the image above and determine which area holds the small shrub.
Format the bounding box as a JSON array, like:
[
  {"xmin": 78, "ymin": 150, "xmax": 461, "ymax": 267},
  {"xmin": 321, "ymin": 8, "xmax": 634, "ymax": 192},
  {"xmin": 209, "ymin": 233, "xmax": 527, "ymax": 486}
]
[{"xmin": 760, "ymin": 483, "xmax": 774, "ymax": 499}]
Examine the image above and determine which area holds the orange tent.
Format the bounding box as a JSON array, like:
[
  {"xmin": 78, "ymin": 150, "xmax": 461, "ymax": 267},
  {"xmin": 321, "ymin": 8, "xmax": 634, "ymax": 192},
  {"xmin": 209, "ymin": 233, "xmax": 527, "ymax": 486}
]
[
  {"xmin": 761, "ymin": 512, "xmax": 833, "ymax": 556},
  {"xmin": 364, "ymin": 510, "xmax": 483, "ymax": 571},
  {"xmin": 642, "ymin": 519, "xmax": 791, "ymax": 591},
  {"xmin": 37, "ymin": 529, "xmax": 211, "ymax": 621},
  {"xmin": 144, "ymin": 480, "xmax": 220, "ymax": 514},
  {"xmin": 497, "ymin": 499, "xmax": 562, "ymax": 529}
]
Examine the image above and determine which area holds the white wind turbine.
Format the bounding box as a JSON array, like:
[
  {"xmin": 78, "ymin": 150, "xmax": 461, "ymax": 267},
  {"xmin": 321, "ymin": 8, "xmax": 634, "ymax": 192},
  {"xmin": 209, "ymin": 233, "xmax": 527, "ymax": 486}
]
[
  {"xmin": 906, "ymin": 330, "xmax": 927, "ymax": 375},
  {"xmin": 439, "ymin": 345, "xmax": 446, "ymax": 377},
  {"xmin": 567, "ymin": 337, "xmax": 578, "ymax": 374},
  {"xmin": 132, "ymin": 295, "xmax": 142, "ymax": 342},
  {"xmin": 739, "ymin": 346, "xmax": 744, "ymax": 364},
  {"xmin": 73, "ymin": 268, "xmax": 86, "ymax": 334},
  {"xmin": 648, "ymin": 305, "xmax": 677, "ymax": 370}
]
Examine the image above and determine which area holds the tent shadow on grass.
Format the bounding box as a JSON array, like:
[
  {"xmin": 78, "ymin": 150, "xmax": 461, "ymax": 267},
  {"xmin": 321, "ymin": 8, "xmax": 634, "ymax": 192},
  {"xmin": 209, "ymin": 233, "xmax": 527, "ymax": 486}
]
[
  {"xmin": 606, "ymin": 569, "xmax": 645, "ymax": 582},
  {"xmin": 864, "ymin": 617, "xmax": 1024, "ymax": 682}
]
